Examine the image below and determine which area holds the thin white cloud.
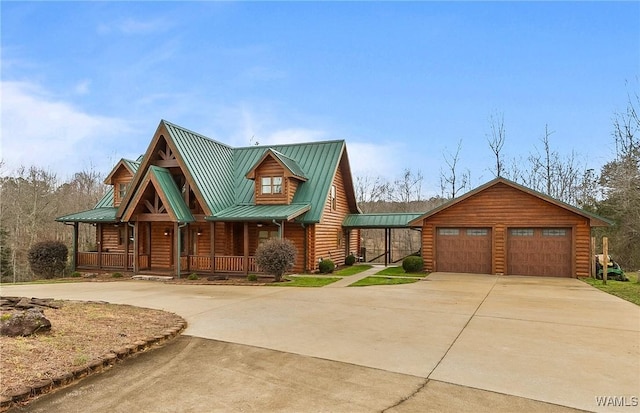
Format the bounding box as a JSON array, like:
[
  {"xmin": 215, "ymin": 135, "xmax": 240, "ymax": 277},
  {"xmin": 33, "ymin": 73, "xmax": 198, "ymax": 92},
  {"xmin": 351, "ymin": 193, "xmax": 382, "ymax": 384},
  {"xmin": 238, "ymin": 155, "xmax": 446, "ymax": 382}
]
[
  {"xmin": 0, "ymin": 81, "xmax": 131, "ymax": 180},
  {"xmin": 97, "ymin": 17, "xmax": 169, "ymax": 36},
  {"xmin": 347, "ymin": 141, "xmax": 405, "ymax": 181},
  {"xmin": 73, "ymin": 79, "xmax": 91, "ymax": 95}
]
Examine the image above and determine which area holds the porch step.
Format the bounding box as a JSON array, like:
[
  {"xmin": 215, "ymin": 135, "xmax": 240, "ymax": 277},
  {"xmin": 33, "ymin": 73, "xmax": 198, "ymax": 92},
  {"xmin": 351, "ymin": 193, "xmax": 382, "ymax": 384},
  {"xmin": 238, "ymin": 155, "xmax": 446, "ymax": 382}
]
[{"xmin": 132, "ymin": 275, "xmax": 174, "ymax": 282}]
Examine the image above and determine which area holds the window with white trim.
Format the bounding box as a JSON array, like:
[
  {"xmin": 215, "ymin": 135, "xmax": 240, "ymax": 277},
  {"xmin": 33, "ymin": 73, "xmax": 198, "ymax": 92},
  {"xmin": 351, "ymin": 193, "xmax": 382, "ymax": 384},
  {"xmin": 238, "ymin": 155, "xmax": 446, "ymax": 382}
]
[
  {"xmin": 261, "ymin": 176, "xmax": 283, "ymax": 194},
  {"xmin": 118, "ymin": 183, "xmax": 128, "ymax": 199}
]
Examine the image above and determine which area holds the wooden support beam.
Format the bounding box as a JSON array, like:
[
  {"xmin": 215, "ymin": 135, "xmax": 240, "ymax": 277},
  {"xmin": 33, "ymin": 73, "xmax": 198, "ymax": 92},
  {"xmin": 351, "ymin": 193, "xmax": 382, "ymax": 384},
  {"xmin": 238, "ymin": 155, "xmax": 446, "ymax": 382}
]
[
  {"xmin": 210, "ymin": 221, "xmax": 216, "ymax": 275},
  {"xmin": 72, "ymin": 222, "xmax": 79, "ymax": 271},
  {"xmin": 243, "ymin": 222, "xmax": 249, "ymax": 276}
]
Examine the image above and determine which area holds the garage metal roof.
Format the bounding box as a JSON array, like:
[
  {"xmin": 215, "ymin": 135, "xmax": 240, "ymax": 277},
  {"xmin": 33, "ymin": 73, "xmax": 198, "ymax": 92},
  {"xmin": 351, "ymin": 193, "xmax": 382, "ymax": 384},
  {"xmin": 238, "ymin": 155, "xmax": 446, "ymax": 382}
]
[{"xmin": 342, "ymin": 213, "xmax": 423, "ymax": 228}]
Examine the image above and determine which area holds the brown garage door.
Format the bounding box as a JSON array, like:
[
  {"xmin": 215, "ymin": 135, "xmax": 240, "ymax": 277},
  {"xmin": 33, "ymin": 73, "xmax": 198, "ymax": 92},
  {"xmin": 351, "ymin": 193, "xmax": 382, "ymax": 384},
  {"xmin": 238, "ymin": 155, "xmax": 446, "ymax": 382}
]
[
  {"xmin": 436, "ymin": 228, "xmax": 492, "ymax": 274},
  {"xmin": 507, "ymin": 228, "xmax": 572, "ymax": 277}
]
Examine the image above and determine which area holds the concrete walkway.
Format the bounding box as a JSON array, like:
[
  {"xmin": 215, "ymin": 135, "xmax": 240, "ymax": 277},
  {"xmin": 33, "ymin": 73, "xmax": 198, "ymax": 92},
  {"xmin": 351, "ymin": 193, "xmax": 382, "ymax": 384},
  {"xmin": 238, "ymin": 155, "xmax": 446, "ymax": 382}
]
[
  {"xmin": 323, "ymin": 264, "xmax": 389, "ymax": 287},
  {"xmin": 2, "ymin": 273, "xmax": 638, "ymax": 413}
]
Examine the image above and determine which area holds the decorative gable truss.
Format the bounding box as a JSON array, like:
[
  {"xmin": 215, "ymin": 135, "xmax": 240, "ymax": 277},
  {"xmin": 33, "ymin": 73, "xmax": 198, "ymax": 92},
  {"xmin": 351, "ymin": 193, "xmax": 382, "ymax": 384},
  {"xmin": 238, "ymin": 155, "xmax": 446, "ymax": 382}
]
[{"xmin": 122, "ymin": 166, "xmax": 194, "ymax": 223}]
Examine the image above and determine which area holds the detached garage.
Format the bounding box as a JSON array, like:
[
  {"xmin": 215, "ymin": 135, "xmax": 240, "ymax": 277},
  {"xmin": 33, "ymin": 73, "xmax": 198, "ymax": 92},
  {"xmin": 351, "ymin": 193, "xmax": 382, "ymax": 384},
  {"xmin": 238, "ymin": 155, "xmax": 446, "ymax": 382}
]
[{"xmin": 410, "ymin": 178, "xmax": 610, "ymax": 278}]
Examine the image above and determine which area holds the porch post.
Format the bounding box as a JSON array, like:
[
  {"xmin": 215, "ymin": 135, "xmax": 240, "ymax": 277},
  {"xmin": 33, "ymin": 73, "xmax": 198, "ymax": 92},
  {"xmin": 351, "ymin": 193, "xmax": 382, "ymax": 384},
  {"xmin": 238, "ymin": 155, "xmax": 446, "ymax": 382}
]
[
  {"xmin": 384, "ymin": 228, "xmax": 389, "ymax": 267},
  {"xmin": 71, "ymin": 222, "xmax": 78, "ymax": 271},
  {"xmin": 210, "ymin": 221, "xmax": 215, "ymax": 275},
  {"xmin": 174, "ymin": 222, "xmax": 180, "ymax": 277},
  {"xmin": 243, "ymin": 222, "xmax": 249, "ymax": 276},
  {"xmin": 133, "ymin": 222, "xmax": 139, "ymax": 273},
  {"xmin": 97, "ymin": 223, "xmax": 103, "ymax": 269},
  {"xmin": 123, "ymin": 224, "xmax": 129, "ymax": 271}
]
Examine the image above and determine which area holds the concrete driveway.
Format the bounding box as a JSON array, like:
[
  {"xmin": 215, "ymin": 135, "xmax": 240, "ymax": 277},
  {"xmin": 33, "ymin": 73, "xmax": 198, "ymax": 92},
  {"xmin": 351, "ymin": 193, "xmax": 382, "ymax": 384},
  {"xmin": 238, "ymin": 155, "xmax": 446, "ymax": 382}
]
[{"xmin": 2, "ymin": 273, "xmax": 638, "ymax": 412}]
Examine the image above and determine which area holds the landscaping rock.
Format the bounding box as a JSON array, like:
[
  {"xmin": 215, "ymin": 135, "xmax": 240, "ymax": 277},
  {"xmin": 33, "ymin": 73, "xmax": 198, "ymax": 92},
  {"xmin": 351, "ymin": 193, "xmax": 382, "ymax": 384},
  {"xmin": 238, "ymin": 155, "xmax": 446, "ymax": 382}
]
[{"xmin": 0, "ymin": 308, "xmax": 52, "ymax": 337}]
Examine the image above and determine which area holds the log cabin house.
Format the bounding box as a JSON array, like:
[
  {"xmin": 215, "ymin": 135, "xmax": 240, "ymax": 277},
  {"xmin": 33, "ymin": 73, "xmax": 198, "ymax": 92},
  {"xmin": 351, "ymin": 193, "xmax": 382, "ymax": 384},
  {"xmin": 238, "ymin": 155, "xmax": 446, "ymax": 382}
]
[
  {"xmin": 58, "ymin": 120, "xmax": 610, "ymax": 279},
  {"xmin": 57, "ymin": 120, "xmax": 361, "ymax": 276}
]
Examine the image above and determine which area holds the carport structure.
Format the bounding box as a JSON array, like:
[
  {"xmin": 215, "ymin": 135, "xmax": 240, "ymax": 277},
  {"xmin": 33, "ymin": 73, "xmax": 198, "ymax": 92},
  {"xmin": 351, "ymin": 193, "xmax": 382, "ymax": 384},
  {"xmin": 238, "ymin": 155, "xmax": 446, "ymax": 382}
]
[
  {"xmin": 408, "ymin": 178, "xmax": 611, "ymax": 277},
  {"xmin": 342, "ymin": 213, "xmax": 422, "ymax": 266}
]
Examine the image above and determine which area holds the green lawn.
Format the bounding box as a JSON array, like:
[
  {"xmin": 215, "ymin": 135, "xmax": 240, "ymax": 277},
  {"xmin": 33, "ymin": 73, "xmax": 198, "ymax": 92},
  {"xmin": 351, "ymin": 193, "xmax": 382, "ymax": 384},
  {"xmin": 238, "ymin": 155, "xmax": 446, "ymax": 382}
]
[
  {"xmin": 374, "ymin": 266, "xmax": 426, "ymax": 278},
  {"xmin": 275, "ymin": 276, "xmax": 342, "ymax": 287},
  {"xmin": 349, "ymin": 276, "xmax": 420, "ymax": 287},
  {"xmin": 581, "ymin": 272, "xmax": 640, "ymax": 306},
  {"xmin": 335, "ymin": 265, "xmax": 372, "ymax": 276}
]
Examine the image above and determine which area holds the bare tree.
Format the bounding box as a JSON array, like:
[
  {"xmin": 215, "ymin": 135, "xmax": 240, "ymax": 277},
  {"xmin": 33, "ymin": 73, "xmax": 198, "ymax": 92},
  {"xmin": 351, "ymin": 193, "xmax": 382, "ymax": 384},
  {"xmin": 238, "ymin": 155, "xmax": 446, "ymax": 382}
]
[
  {"xmin": 0, "ymin": 165, "xmax": 106, "ymax": 281},
  {"xmin": 597, "ymin": 88, "xmax": 640, "ymax": 269},
  {"xmin": 439, "ymin": 139, "xmax": 470, "ymax": 199},
  {"xmin": 487, "ymin": 112, "xmax": 506, "ymax": 177},
  {"xmin": 355, "ymin": 175, "xmax": 389, "ymax": 211},
  {"xmin": 389, "ymin": 168, "xmax": 424, "ymax": 210}
]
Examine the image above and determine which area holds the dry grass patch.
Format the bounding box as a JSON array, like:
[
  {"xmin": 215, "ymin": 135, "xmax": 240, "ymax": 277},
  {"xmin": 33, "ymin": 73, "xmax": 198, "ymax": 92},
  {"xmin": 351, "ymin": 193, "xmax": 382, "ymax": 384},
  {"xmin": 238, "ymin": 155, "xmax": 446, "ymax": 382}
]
[{"xmin": 0, "ymin": 301, "xmax": 183, "ymax": 399}]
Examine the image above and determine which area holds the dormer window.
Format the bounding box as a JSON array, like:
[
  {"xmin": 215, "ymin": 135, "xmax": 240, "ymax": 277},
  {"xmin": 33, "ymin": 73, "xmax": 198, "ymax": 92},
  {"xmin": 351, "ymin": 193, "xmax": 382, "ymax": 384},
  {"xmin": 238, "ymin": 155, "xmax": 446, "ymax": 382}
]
[
  {"xmin": 261, "ymin": 176, "xmax": 283, "ymax": 195},
  {"xmin": 118, "ymin": 183, "xmax": 128, "ymax": 199}
]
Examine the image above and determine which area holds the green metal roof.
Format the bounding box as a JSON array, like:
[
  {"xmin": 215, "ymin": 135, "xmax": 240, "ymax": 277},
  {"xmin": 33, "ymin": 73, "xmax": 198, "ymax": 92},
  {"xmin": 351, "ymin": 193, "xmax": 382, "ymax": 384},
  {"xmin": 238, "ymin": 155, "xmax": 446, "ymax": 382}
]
[
  {"xmin": 269, "ymin": 149, "xmax": 307, "ymax": 180},
  {"xmin": 94, "ymin": 187, "xmax": 114, "ymax": 208},
  {"xmin": 123, "ymin": 158, "xmax": 141, "ymax": 174},
  {"xmin": 56, "ymin": 207, "xmax": 118, "ymax": 223},
  {"xmin": 163, "ymin": 120, "xmax": 235, "ymax": 215},
  {"xmin": 146, "ymin": 166, "xmax": 195, "ymax": 223},
  {"xmin": 233, "ymin": 140, "xmax": 347, "ymax": 223},
  {"xmin": 342, "ymin": 213, "xmax": 423, "ymax": 228},
  {"xmin": 67, "ymin": 121, "xmax": 357, "ymax": 225},
  {"xmin": 208, "ymin": 203, "xmax": 311, "ymax": 222}
]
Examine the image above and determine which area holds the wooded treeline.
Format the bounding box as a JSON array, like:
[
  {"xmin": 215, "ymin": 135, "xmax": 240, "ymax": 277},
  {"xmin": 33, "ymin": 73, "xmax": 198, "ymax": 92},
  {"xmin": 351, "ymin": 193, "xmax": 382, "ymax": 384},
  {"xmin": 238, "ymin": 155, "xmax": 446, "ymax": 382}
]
[{"xmin": 1, "ymin": 95, "xmax": 638, "ymax": 280}]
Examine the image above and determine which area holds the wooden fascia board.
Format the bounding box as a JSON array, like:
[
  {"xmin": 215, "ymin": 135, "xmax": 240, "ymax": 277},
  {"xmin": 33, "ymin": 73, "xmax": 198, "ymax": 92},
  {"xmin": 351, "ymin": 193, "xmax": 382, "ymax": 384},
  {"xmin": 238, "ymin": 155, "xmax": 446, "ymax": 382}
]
[
  {"xmin": 338, "ymin": 144, "xmax": 362, "ymax": 214},
  {"xmin": 245, "ymin": 150, "xmax": 273, "ymax": 180},
  {"xmin": 116, "ymin": 122, "xmax": 167, "ymax": 219},
  {"xmin": 103, "ymin": 160, "xmax": 133, "ymax": 184}
]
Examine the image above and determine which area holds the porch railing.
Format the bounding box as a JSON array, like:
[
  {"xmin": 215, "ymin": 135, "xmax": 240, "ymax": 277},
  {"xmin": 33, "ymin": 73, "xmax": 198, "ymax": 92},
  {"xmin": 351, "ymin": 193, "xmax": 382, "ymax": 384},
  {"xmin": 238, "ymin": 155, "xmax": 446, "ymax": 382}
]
[{"xmin": 77, "ymin": 252, "xmax": 257, "ymax": 273}]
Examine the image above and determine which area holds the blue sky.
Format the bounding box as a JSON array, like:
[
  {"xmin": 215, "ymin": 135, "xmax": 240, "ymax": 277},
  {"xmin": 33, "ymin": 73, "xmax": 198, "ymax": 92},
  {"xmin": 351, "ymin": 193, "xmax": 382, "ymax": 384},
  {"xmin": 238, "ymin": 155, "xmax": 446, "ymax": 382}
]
[{"xmin": 2, "ymin": 2, "xmax": 638, "ymax": 195}]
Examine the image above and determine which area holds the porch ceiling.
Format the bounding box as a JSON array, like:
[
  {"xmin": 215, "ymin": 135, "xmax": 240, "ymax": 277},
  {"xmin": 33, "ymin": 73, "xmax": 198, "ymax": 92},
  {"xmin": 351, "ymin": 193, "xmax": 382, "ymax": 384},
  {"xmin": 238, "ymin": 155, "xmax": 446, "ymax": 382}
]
[{"xmin": 207, "ymin": 203, "xmax": 311, "ymax": 222}]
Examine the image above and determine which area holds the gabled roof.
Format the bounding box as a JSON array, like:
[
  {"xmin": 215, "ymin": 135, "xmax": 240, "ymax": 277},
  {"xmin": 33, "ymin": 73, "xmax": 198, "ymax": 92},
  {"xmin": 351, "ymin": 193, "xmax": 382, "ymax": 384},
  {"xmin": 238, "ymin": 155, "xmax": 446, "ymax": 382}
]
[
  {"xmin": 103, "ymin": 158, "xmax": 140, "ymax": 184},
  {"xmin": 117, "ymin": 120, "xmax": 234, "ymax": 219},
  {"xmin": 233, "ymin": 140, "xmax": 359, "ymax": 223},
  {"xmin": 343, "ymin": 213, "xmax": 423, "ymax": 228},
  {"xmin": 91, "ymin": 120, "xmax": 359, "ymax": 224},
  {"xmin": 208, "ymin": 204, "xmax": 311, "ymax": 222},
  {"xmin": 163, "ymin": 120, "xmax": 235, "ymax": 214},
  {"xmin": 122, "ymin": 165, "xmax": 194, "ymax": 223},
  {"xmin": 56, "ymin": 207, "xmax": 118, "ymax": 223},
  {"xmin": 245, "ymin": 148, "xmax": 308, "ymax": 181},
  {"xmin": 408, "ymin": 177, "xmax": 612, "ymax": 227}
]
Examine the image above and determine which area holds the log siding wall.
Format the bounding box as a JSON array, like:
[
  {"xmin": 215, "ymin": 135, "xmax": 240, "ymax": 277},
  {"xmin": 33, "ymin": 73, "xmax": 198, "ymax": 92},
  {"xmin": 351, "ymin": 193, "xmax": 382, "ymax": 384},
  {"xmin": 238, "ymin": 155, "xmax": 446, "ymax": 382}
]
[{"xmin": 313, "ymin": 163, "xmax": 352, "ymax": 270}]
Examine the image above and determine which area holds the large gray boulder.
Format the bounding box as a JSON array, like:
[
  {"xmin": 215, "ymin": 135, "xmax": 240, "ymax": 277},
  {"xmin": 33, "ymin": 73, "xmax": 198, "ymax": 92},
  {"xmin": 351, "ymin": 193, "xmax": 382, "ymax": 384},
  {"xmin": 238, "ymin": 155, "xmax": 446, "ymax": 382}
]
[{"xmin": 1, "ymin": 308, "xmax": 52, "ymax": 337}]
